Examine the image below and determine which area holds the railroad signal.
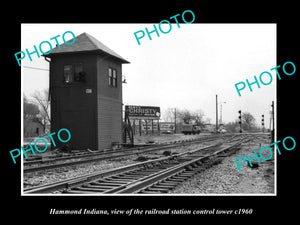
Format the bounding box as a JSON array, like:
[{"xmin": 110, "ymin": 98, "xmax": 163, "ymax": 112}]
[
  {"xmin": 271, "ymin": 101, "xmax": 275, "ymax": 144},
  {"xmin": 238, "ymin": 110, "xmax": 242, "ymax": 133},
  {"xmin": 261, "ymin": 114, "xmax": 265, "ymax": 133}
]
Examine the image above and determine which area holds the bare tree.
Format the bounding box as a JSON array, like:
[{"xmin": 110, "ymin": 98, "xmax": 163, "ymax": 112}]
[
  {"xmin": 24, "ymin": 94, "xmax": 39, "ymax": 119},
  {"xmin": 31, "ymin": 89, "xmax": 51, "ymax": 132},
  {"xmin": 176, "ymin": 108, "xmax": 207, "ymax": 126},
  {"xmin": 242, "ymin": 112, "xmax": 256, "ymax": 131},
  {"xmin": 177, "ymin": 109, "xmax": 193, "ymax": 124},
  {"xmin": 162, "ymin": 107, "xmax": 209, "ymax": 128},
  {"xmin": 192, "ymin": 109, "xmax": 206, "ymax": 127},
  {"xmin": 162, "ymin": 107, "xmax": 176, "ymax": 122}
]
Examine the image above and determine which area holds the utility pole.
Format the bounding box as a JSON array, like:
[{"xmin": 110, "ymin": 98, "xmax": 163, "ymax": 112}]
[
  {"xmin": 174, "ymin": 108, "xmax": 177, "ymax": 134},
  {"xmin": 271, "ymin": 101, "xmax": 274, "ymax": 144},
  {"xmin": 219, "ymin": 101, "xmax": 226, "ymax": 126},
  {"xmin": 216, "ymin": 94, "xmax": 218, "ymax": 133}
]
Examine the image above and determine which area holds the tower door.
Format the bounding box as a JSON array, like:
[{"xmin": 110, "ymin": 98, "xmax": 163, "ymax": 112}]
[{"xmin": 60, "ymin": 109, "xmax": 96, "ymax": 150}]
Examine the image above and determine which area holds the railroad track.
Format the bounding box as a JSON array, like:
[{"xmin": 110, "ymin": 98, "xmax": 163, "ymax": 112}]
[
  {"xmin": 24, "ymin": 136, "xmax": 249, "ymax": 194},
  {"xmin": 23, "ymin": 134, "xmax": 235, "ymax": 173}
]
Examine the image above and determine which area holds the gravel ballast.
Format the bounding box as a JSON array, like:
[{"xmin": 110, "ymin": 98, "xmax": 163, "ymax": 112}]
[
  {"xmin": 23, "ymin": 134, "xmax": 274, "ymax": 194},
  {"xmin": 171, "ymin": 135, "xmax": 275, "ymax": 194},
  {"xmin": 23, "ymin": 141, "xmax": 213, "ymax": 189}
]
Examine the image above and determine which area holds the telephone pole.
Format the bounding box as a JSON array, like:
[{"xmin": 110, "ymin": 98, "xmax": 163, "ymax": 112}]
[
  {"xmin": 174, "ymin": 108, "xmax": 177, "ymax": 134},
  {"xmin": 271, "ymin": 101, "xmax": 274, "ymax": 144}
]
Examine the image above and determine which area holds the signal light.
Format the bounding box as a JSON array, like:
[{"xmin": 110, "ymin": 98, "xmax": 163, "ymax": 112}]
[{"xmin": 238, "ymin": 110, "xmax": 242, "ymax": 133}]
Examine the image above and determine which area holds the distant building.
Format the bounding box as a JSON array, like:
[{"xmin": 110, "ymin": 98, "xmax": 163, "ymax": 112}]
[
  {"xmin": 159, "ymin": 122, "xmax": 175, "ymax": 133},
  {"xmin": 44, "ymin": 33, "xmax": 129, "ymax": 150},
  {"xmin": 24, "ymin": 117, "xmax": 44, "ymax": 137}
]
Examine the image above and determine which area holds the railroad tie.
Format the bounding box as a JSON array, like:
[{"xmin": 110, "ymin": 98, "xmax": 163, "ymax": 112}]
[
  {"xmin": 138, "ymin": 190, "xmax": 160, "ymax": 194},
  {"xmin": 168, "ymin": 177, "xmax": 186, "ymax": 182},
  {"xmin": 145, "ymin": 187, "xmax": 169, "ymax": 193},
  {"xmin": 159, "ymin": 181, "xmax": 180, "ymax": 186},
  {"xmin": 171, "ymin": 176, "xmax": 189, "ymax": 181},
  {"xmin": 118, "ymin": 175, "xmax": 143, "ymax": 179},
  {"xmin": 176, "ymin": 173, "xmax": 193, "ymax": 179},
  {"xmin": 110, "ymin": 177, "xmax": 136, "ymax": 181},
  {"xmin": 64, "ymin": 190, "xmax": 96, "ymax": 194},
  {"xmin": 101, "ymin": 180, "xmax": 129, "ymax": 185},
  {"xmin": 104, "ymin": 179, "xmax": 133, "ymax": 184},
  {"xmin": 153, "ymin": 183, "xmax": 176, "ymax": 189},
  {"xmin": 73, "ymin": 186, "xmax": 108, "ymax": 192},
  {"xmin": 89, "ymin": 182, "xmax": 121, "ymax": 187}
]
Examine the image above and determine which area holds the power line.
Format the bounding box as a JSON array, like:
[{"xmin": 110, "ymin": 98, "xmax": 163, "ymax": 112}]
[{"xmin": 23, "ymin": 66, "xmax": 49, "ymax": 71}]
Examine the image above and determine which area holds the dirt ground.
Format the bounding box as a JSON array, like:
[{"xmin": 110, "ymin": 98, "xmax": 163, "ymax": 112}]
[{"xmin": 134, "ymin": 133, "xmax": 211, "ymax": 144}]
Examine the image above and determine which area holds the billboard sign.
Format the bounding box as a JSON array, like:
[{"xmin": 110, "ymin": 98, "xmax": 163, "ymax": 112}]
[
  {"xmin": 160, "ymin": 122, "xmax": 175, "ymax": 131},
  {"xmin": 125, "ymin": 105, "xmax": 160, "ymax": 119}
]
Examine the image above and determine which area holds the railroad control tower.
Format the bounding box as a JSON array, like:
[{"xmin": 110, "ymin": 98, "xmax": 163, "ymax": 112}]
[{"xmin": 44, "ymin": 32, "xmax": 129, "ymax": 151}]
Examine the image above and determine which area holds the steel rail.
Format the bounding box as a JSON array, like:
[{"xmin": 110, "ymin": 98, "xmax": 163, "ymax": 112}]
[
  {"xmin": 24, "ymin": 134, "xmax": 231, "ymax": 173},
  {"xmin": 25, "ymin": 133, "xmax": 233, "ymax": 165},
  {"xmin": 115, "ymin": 138, "xmax": 245, "ymax": 194},
  {"xmin": 24, "ymin": 143, "xmax": 221, "ymax": 194}
]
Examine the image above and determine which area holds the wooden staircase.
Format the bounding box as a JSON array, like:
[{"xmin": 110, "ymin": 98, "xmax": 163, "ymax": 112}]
[{"xmin": 122, "ymin": 112, "xmax": 134, "ymax": 146}]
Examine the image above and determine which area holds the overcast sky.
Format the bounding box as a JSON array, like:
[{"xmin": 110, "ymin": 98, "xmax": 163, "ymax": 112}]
[{"xmin": 21, "ymin": 23, "xmax": 276, "ymax": 127}]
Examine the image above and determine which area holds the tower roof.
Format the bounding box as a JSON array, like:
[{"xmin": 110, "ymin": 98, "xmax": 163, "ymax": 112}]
[{"xmin": 45, "ymin": 32, "xmax": 129, "ymax": 63}]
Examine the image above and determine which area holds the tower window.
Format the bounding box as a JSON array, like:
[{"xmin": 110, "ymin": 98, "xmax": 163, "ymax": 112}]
[
  {"xmin": 63, "ymin": 63, "xmax": 85, "ymax": 83},
  {"xmin": 64, "ymin": 65, "xmax": 73, "ymax": 83},
  {"xmin": 108, "ymin": 67, "xmax": 117, "ymax": 88},
  {"xmin": 74, "ymin": 64, "xmax": 83, "ymax": 82}
]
